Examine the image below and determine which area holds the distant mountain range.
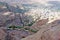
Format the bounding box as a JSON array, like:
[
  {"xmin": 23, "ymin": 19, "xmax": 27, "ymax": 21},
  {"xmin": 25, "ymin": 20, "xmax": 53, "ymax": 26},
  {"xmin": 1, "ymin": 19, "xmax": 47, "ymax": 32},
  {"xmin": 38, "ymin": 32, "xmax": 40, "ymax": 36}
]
[
  {"xmin": 0, "ymin": 0, "xmax": 32, "ymax": 4},
  {"xmin": 0, "ymin": 0, "xmax": 60, "ymax": 27},
  {"xmin": 0, "ymin": 0, "xmax": 60, "ymax": 11}
]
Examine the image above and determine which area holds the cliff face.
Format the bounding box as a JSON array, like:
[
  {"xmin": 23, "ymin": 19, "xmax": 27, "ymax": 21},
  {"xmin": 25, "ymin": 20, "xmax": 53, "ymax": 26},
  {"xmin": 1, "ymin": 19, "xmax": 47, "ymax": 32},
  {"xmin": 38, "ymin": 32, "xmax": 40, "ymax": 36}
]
[{"xmin": 21, "ymin": 19, "xmax": 60, "ymax": 40}]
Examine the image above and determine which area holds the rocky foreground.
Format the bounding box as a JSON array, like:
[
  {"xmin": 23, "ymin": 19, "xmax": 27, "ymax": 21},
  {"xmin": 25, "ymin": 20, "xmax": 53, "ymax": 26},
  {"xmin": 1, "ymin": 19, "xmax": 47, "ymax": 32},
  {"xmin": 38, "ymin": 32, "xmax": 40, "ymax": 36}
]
[
  {"xmin": 0, "ymin": 27, "xmax": 33, "ymax": 40},
  {"xmin": 0, "ymin": 19, "xmax": 60, "ymax": 40},
  {"xmin": 0, "ymin": 19, "xmax": 48, "ymax": 40},
  {"xmin": 21, "ymin": 19, "xmax": 60, "ymax": 40}
]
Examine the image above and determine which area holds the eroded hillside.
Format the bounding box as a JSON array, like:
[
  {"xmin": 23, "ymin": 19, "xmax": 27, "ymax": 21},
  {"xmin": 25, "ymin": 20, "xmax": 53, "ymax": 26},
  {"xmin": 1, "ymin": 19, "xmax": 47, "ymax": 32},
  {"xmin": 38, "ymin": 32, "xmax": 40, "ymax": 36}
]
[
  {"xmin": 0, "ymin": 1, "xmax": 60, "ymax": 40},
  {"xmin": 21, "ymin": 19, "xmax": 60, "ymax": 40}
]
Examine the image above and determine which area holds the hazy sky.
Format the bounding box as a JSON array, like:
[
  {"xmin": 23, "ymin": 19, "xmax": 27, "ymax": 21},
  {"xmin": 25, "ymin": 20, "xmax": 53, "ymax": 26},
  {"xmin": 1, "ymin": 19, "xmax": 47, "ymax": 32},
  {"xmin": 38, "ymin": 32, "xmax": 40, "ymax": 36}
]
[
  {"xmin": 0, "ymin": 0, "xmax": 60, "ymax": 2},
  {"xmin": 0, "ymin": 0, "xmax": 60, "ymax": 4}
]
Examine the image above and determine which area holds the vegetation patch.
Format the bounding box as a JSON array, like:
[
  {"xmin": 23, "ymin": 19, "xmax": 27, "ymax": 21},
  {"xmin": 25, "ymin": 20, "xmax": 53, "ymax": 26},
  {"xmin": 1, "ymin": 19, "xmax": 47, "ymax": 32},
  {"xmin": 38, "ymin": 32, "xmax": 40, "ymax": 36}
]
[
  {"xmin": 16, "ymin": 26, "xmax": 24, "ymax": 29},
  {"xmin": 8, "ymin": 25, "xmax": 24, "ymax": 30},
  {"xmin": 8, "ymin": 25, "xmax": 17, "ymax": 30},
  {"xmin": 8, "ymin": 25, "xmax": 38, "ymax": 33},
  {"xmin": 30, "ymin": 29, "xmax": 38, "ymax": 33},
  {"xmin": 24, "ymin": 27, "xmax": 38, "ymax": 33},
  {"xmin": 27, "ymin": 21, "xmax": 35, "ymax": 26}
]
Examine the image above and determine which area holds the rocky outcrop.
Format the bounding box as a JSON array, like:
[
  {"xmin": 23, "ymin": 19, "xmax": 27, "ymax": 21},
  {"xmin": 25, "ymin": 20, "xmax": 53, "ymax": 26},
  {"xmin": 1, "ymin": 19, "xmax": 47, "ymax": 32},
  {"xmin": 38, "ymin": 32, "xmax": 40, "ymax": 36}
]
[
  {"xmin": 0, "ymin": 27, "xmax": 33, "ymax": 40},
  {"xmin": 30, "ymin": 19, "xmax": 48, "ymax": 30},
  {"xmin": 21, "ymin": 19, "xmax": 60, "ymax": 40},
  {"xmin": 0, "ymin": 19, "xmax": 60, "ymax": 40},
  {"xmin": 0, "ymin": 27, "xmax": 7, "ymax": 40},
  {"xmin": 8, "ymin": 30, "xmax": 32, "ymax": 40}
]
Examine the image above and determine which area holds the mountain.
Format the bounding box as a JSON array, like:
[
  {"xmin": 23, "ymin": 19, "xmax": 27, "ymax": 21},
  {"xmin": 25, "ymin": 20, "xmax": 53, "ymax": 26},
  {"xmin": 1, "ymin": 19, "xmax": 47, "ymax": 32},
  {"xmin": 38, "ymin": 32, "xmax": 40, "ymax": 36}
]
[
  {"xmin": 0, "ymin": 0, "xmax": 32, "ymax": 4},
  {"xmin": 0, "ymin": 0, "xmax": 59, "ymax": 5},
  {"xmin": 0, "ymin": 0, "xmax": 60, "ymax": 11},
  {"xmin": 0, "ymin": 1, "xmax": 60, "ymax": 27}
]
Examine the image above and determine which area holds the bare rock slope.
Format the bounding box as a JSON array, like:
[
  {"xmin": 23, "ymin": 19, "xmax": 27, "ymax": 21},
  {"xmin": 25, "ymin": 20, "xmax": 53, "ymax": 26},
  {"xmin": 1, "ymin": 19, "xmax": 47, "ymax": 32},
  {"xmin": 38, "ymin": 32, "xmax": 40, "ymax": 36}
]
[
  {"xmin": 21, "ymin": 19, "xmax": 60, "ymax": 40},
  {"xmin": 0, "ymin": 27, "xmax": 32, "ymax": 40},
  {"xmin": 0, "ymin": 27, "xmax": 7, "ymax": 40},
  {"xmin": 30, "ymin": 19, "xmax": 48, "ymax": 30}
]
